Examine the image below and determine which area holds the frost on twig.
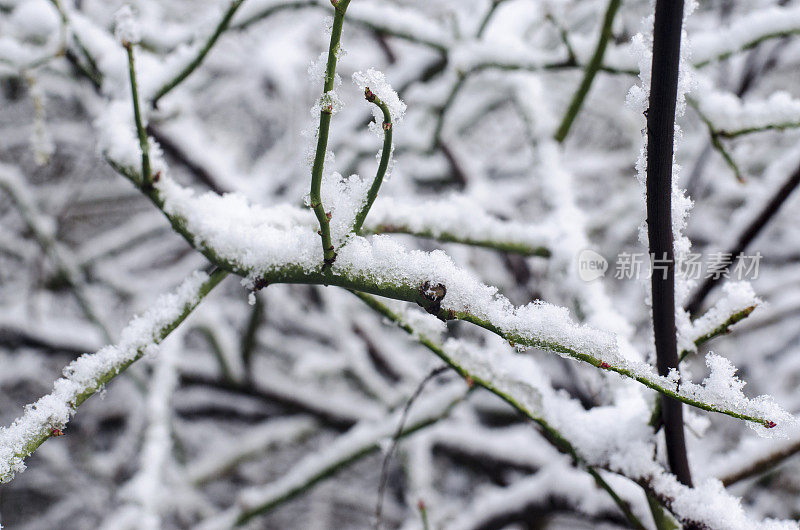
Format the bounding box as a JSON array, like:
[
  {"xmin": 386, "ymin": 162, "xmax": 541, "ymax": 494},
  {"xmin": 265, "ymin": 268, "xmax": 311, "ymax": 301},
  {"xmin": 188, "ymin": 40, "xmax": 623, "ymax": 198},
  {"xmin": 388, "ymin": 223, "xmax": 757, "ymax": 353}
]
[
  {"xmin": 0, "ymin": 269, "xmax": 226, "ymax": 483},
  {"xmin": 200, "ymin": 382, "xmax": 466, "ymax": 527}
]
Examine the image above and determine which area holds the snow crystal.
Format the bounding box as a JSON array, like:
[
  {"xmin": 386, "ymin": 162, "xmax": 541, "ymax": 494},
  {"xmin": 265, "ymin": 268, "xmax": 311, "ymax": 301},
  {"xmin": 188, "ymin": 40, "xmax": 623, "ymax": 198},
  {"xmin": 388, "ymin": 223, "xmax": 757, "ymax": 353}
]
[
  {"xmin": 320, "ymin": 172, "xmax": 370, "ymax": 245},
  {"xmin": 114, "ymin": 5, "xmax": 141, "ymax": 45},
  {"xmin": 10, "ymin": 0, "xmax": 59, "ymax": 45},
  {"xmin": 367, "ymin": 195, "xmax": 554, "ymax": 253},
  {"xmin": 0, "ymin": 271, "xmax": 212, "ymax": 483},
  {"xmin": 352, "ymin": 68, "xmax": 406, "ymax": 133},
  {"xmin": 311, "ymin": 90, "xmax": 344, "ymax": 116},
  {"xmin": 696, "ymin": 87, "xmax": 800, "ymax": 136}
]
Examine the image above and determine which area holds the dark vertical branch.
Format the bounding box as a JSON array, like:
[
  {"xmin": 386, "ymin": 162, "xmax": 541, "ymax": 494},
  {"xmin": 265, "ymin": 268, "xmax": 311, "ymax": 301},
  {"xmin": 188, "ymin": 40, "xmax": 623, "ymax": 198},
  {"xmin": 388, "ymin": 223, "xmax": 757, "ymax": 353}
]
[{"xmin": 646, "ymin": 0, "xmax": 692, "ymax": 487}]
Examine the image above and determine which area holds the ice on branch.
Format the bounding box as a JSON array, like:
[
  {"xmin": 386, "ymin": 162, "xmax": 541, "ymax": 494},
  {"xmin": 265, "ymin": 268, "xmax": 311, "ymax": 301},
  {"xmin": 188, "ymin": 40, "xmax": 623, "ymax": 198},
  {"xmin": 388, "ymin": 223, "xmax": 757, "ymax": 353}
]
[
  {"xmin": 352, "ymin": 68, "xmax": 406, "ymax": 134},
  {"xmin": 114, "ymin": 5, "xmax": 141, "ymax": 45}
]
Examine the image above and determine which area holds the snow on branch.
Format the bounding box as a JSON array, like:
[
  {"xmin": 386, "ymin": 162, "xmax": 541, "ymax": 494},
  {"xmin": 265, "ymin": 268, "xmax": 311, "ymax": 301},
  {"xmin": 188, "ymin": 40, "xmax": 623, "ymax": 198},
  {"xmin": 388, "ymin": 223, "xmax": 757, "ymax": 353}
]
[
  {"xmin": 694, "ymin": 88, "xmax": 800, "ymax": 139},
  {"xmin": 200, "ymin": 382, "xmax": 467, "ymax": 527},
  {"xmin": 691, "ymin": 4, "xmax": 800, "ymax": 67},
  {"xmin": 0, "ymin": 269, "xmax": 227, "ymax": 483},
  {"xmin": 365, "ymin": 196, "xmax": 553, "ymax": 257},
  {"xmin": 88, "ymin": 165, "xmax": 789, "ymax": 431},
  {"xmin": 354, "ymin": 293, "xmax": 795, "ymax": 529}
]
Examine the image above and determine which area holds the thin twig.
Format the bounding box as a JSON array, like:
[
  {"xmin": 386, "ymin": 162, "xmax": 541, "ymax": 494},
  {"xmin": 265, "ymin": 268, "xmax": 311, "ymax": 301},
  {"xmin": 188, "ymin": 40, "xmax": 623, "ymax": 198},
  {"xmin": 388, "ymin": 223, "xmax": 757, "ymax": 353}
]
[
  {"xmin": 553, "ymin": 0, "xmax": 621, "ymax": 143},
  {"xmin": 123, "ymin": 41, "xmax": 152, "ymax": 186},
  {"xmin": 309, "ymin": 0, "xmax": 352, "ymax": 266},
  {"xmin": 374, "ymin": 366, "xmax": 447, "ymax": 529},
  {"xmin": 152, "ymin": 0, "xmax": 246, "ymax": 106},
  {"xmin": 686, "ymin": 162, "xmax": 800, "ymax": 315},
  {"xmin": 354, "ymin": 88, "xmax": 393, "ymax": 234}
]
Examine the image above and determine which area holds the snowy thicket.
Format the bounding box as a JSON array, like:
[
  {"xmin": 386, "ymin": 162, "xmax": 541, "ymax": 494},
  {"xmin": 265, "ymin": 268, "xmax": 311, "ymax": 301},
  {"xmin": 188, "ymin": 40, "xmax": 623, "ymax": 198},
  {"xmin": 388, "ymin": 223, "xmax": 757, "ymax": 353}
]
[{"xmin": 2, "ymin": 0, "xmax": 800, "ymax": 528}]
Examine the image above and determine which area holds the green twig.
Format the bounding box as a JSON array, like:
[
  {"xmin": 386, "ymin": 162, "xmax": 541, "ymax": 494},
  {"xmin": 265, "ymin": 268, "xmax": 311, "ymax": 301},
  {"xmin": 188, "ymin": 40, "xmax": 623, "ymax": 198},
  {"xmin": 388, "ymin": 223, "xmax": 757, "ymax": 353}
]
[
  {"xmin": 647, "ymin": 492, "xmax": 681, "ymax": 530},
  {"xmin": 124, "ymin": 42, "xmax": 152, "ymax": 186},
  {"xmin": 554, "ymin": 0, "xmax": 621, "ymax": 143},
  {"xmin": 364, "ymin": 224, "xmax": 551, "ymax": 257},
  {"xmin": 352, "ymin": 291, "xmax": 646, "ymax": 530},
  {"xmin": 241, "ymin": 292, "xmax": 265, "ymax": 381},
  {"xmin": 476, "ymin": 0, "xmax": 509, "ymax": 38},
  {"xmin": 545, "ymin": 12, "xmax": 578, "ymax": 66},
  {"xmin": 353, "ymin": 88, "xmax": 393, "ymax": 234},
  {"xmin": 649, "ymin": 305, "xmax": 757, "ymax": 428},
  {"xmin": 152, "ymin": 0, "xmax": 245, "ymax": 106},
  {"xmin": 310, "ymin": 0, "xmax": 352, "ymax": 266},
  {"xmin": 48, "ymin": 0, "xmax": 102, "ymax": 84},
  {"xmin": 106, "ymin": 159, "xmax": 779, "ymax": 429},
  {"xmin": 689, "ymin": 98, "xmax": 745, "ymax": 182},
  {"xmin": 0, "ymin": 269, "xmax": 227, "ymax": 482}
]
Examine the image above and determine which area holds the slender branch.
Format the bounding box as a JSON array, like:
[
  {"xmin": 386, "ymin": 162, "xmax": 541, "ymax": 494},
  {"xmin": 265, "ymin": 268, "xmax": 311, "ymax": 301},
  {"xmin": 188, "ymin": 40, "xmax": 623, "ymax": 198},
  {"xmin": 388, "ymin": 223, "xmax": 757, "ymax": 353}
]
[
  {"xmin": 152, "ymin": 0, "xmax": 245, "ymax": 106},
  {"xmin": 104, "ymin": 159, "xmax": 783, "ymax": 428},
  {"xmin": 650, "ymin": 303, "xmax": 757, "ymax": 431},
  {"xmin": 365, "ymin": 224, "xmax": 551, "ymax": 257},
  {"xmin": 228, "ymin": 384, "xmax": 467, "ymax": 526},
  {"xmin": 309, "ymin": 0, "xmax": 352, "ymax": 266},
  {"xmin": 375, "ymin": 366, "xmax": 447, "ymax": 530},
  {"xmin": 476, "ymin": 0, "xmax": 509, "ymax": 38},
  {"xmin": 553, "ymin": 0, "xmax": 621, "ymax": 143},
  {"xmin": 0, "ymin": 269, "xmax": 228, "ymax": 483},
  {"xmin": 680, "ymin": 305, "xmax": 755, "ymax": 362},
  {"xmin": 0, "ymin": 165, "xmax": 113, "ymax": 343},
  {"xmin": 686, "ymin": 162, "xmax": 800, "ymax": 315},
  {"xmin": 352, "ymin": 292, "xmax": 647, "ymax": 530},
  {"xmin": 549, "ymin": 15, "xmax": 578, "ymax": 65},
  {"xmin": 231, "ymin": 0, "xmax": 449, "ymax": 51},
  {"xmin": 646, "ymin": 0, "xmax": 692, "ymax": 486},
  {"xmin": 123, "ymin": 41, "xmax": 152, "ymax": 186},
  {"xmin": 688, "ymin": 98, "xmax": 744, "ymax": 182},
  {"xmin": 718, "ymin": 437, "xmax": 800, "ymax": 487},
  {"xmin": 353, "ymin": 88, "xmax": 393, "ymax": 233},
  {"xmin": 48, "ymin": 0, "xmax": 102, "ymax": 84},
  {"xmin": 647, "ymin": 493, "xmax": 681, "ymax": 530},
  {"xmin": 240, "ymin": 292, "xmax": 265, "ymax": 381}
]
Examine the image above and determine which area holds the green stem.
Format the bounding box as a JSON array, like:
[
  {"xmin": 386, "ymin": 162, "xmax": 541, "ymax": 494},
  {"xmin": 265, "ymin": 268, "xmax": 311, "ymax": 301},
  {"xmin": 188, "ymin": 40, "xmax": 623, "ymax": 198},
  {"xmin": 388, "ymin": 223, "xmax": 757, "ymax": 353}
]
[
  {"xmin": 352, "ymin": 291, "xmax": 646, "ymax": 530},
  {"xmin": 124, "ymin": 42, "xmax": 151, "ymax": 186},
  {"xmin": 152, "ymin": 0, "xmax": 245, "ymax": 105},
  {"xmin": 310, "ymin": 0, "xmax": 352, "ymax": 266},
  {"xmin": 49, "ymin": 0, "xmax": 102, "ymax": 84},
  {"xmin": 650, "ymin": 304, "xmax": 757, "ymax": 428},
  {"xmin": 689, "ymin": 98, "xmax": 744, "ymax": 182},
  {"xmin": 553, "ymin": 0, "xmax": 621, "ymax": 143},
  {"xmin": 108, "ymin": 159, "xmax": 778, "ymax": 429},
  {"xmin": 1, "ymin": 269, "xmax": 227, "ymax": 483},
  {"xmin": 353, "ymin": 89, "xmax": 392, "ymax": 233},
  {"xmin": 241, "ymin": 292, "xmax": 265, "ymax": 381},
  {"xmin": 233, "ymin": 385, "xmax": 465, "ymax": 525},
  {"xmin": 364, "ymin": 224, "xmax": 551, "ymax": 257},
  {"xmin": 476, "ymin": 0, "xmax": 508, "ymax": 38},
  {"xmin": 647, "ymin": 492, "xmax": 681, "ymax": 530}
]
